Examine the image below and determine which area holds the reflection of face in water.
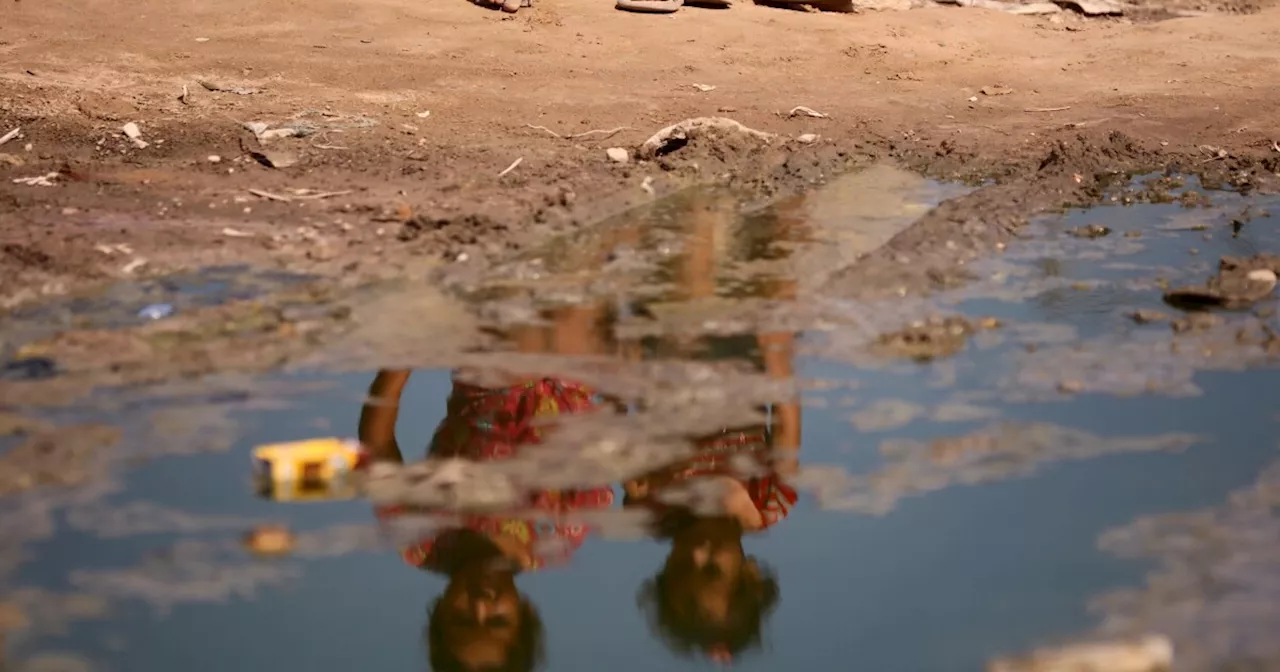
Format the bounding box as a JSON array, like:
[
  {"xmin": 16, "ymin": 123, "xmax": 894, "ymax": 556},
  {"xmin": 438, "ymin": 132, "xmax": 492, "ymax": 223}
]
[
  {"xmin": 638, "ymin": 513, "xmax": 781, "ymax": 663},
  {"xmin": 424, "ymin": 530, "xmax": 545, "ymax": 672},
  {"xmin": 628, "ymin": 448, "xmax": 788, "ymax": 664},
  {"xmin": 361, "ymin": 368, "xmax": 613, "ymax": 672}
]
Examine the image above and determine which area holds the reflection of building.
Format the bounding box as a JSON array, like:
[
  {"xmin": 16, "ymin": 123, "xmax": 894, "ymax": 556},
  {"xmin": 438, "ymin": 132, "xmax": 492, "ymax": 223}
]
[{"xmin": 1091, "ymin": 458, "xmax": 1280, "ymax": 670}]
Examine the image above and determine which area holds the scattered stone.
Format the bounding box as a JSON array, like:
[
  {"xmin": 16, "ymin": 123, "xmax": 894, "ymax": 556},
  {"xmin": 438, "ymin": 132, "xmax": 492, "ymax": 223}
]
[
  {"xmin": 253, "ymin": 150, "xmax": 299, "ymax": 169},
  {"xmin": 638, "ymin": 117, "xmax": 775, "ymax": 159},
  {"xmin": 137, "ymin": 304, "xmax": 175, "ymax": 321},
  {"xmin": 980, "ymin": 85, "xmax": 1013, "ymax": 96},
  {"xmin": 206, "ymin": 155, "xmax": 222, "ymax": 164},
  {"xmin": 121, "ymin": 122, "xmax": 148, "ymax": 149},
  {"xmin": 873, "ymin": 316, "xmax": 999, "ymax": 362},
  {"xmin": 1068, "ymin": 223, "xmax": 1112, "ymax": 239},
  {"xmin": 606, "ymin": 147, "xmax": 630, "ymax": 163},
  {"xmin": 797, "ymin": 133, "xmax": 819, "ymax": 144},
  {"xmin": 691, "ymin": 83, "xmax": 716, "ymax": 92},
  {"xmin": 200, "ymin": 80, "xmax": 262, "ymax": 95},
  {"xmin": 1172, "ymin": 312, "xmax": 1221, "ymax": 333},
  {"xmin": 1128, "ymin": 309, "xmax": 1170, "ymax": 324},
  {"xmin": 242, "ymin": 525, "xmax": 296, "ymax": 557},
  {"xmin": 1163, "ymin": 254, "xmax": 1280, "ymax": 310}
]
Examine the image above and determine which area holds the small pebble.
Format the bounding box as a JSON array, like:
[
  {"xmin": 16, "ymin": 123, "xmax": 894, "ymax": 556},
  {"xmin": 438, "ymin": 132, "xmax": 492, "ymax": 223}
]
[
  {"xmin": 606, "ymin": 147, "xmax": 630, "ymax": 163},
  {"xmin": 207, "ymin": 155, "xmax": 222, "ymax": 164},
  {"xmin": 797, "ymin": 133, "xmax": 818, "ymax": 144},
  {"xmin": 137, "ymin": 303, "xmax": 175, "ymax": 320},
  {"xmin": 242, "ymin": 525, "xmax": 296, "ymax": 557}
]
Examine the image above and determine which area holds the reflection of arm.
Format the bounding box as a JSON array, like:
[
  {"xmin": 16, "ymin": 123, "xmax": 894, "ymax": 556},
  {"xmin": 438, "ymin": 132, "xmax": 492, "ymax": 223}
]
[
  {"xmin": 759, "ymin": 332, "xmax": 800, "ymax": 476},
  {"xmin": 358, "ymin": 369, "xmax": 412, "ymax": 464}
]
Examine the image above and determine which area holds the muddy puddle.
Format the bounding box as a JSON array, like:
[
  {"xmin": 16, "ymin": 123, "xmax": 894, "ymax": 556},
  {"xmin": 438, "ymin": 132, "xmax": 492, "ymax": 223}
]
[{"xmin": 2, "ymin": 168, "xmax": 1279, "ymax": 672}]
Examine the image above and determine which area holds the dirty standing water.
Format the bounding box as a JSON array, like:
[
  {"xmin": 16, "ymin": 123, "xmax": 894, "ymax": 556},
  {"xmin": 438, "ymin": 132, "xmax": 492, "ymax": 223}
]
[{"xmin": 2, "ymin": 168, "xmax": 1279, "ymax": 672}]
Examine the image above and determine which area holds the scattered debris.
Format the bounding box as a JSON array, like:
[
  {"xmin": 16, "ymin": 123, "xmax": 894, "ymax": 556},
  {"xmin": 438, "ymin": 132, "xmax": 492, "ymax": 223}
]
[
  {"xmin": 121, "ymin": 122, "xmax": 148, "ymax": 149},
  {"xmin": 1068, "ymin": 223, "xmax": 1112, "ymax": 239},
  {"xmin": 200, "ymin": 80, "xmax": 262, "ymax": 95},
  {"xmin": 873, "ymin": 316, "xmax": 999, "ymax": 362},
  {"xmin": 1171, "ymin": 312, "xmax": 1221, "ymax": 333},
  {"xmin": 525, "ymin": 124, "xmax": 630, "ymax": 140},
  {"xmin": 248, "ymin": 189, "xmax": 293, "ymax": 202},
  {"xmin": 94, "ymin": 243, "xmax": 134, "ymax": 256},
  {"xmin": 0, "ymin": 153, "xmax": 24, "ymax": 167},
  {"xmin": 195, "ymin": 36, "xmax": 210, "ymax": 42},
  {"xmin": 981, "ymin": 85, "xmax": 1014, "ymax": 96},
  {"xmin": 1163, "ymin": 255, "xmax": 1280, "ymax": 310},
  {"xmin": 0, "ymin": 356, "xmax": 58, "ymax": 382},
  {"xmin": 12, "ymin": 172, "xmax": 59, "ymax": 187},
  {"xmin": 0, "ymin": 127, "xmax": 20, "ymax": 146},
  {"xmin": 251, "ymin": 149, "xmax": 299, "ymax": 169},
  {"xmin": 788, "ymin": 106, "xmax": 829, "ymax": 119},
  {"xmin": 243, "ymin": 525, "xmax": 297, "ymax": 557},
  {"xmin": 137, "ymin": 304, "xmax": 175, "ymax": 321},
  {"xmin": 121, "ymin": 258, "xmax": 148, "ymax": 275},
  {"xmin": 1050, "ymin": 0, "xmax": 1123, "ymax": 14},
  {"xmin": 179, "ymin": 83, "xmax": 190, "ymax": 105},
  {"xmin": 1128, "ymin": 309, "xmax": 1170, "ymax": 324},
  {"xmin": 1025, "ymin": 106, "xmax": 1072, "ymax": 113},
  {"xmin": 933, "ymin": 0, "xmax": 1060, "ymax": 13},
  {"xmin": 987, "ymin": 634, "xmax": 1172, "ymax": 672},
  {"xmin": 1057, "ymin": 379, "xmax": 1084, "ymax": 394},
  {"xmin": 246, "ymin": 188, "xmax": 351, "ymax": 202},
  {"xmin": 416, "ymin": 110, "xmax": 431, "ymax": 119},
  {"xmin": 692, "ymin": 83, "xmax": 717, "ymax": 92},
  {"xmin": 497, "ymin": 157, "xmax": 523, "ymax": 178},
  {"xmin": 797, "ymin": 133, "xmax": 819, "ymax": 144},
  {"xmin": 638, "ymin": 117, "xmax": 775, "ymax": 159},
  {"xmin": 641, "ymin": 175, "xmax": 655, "ymax": 195},
  {"xmin": 221, "ymin": 227, "xmax": 254, "ymax": 237},
  {"xmin": 606, "ymin": 147, "xmax": 630, "ymax": 163},
  {"xmin": 207, "ymin": 155, "xmax": 222, "ymax": 163}
]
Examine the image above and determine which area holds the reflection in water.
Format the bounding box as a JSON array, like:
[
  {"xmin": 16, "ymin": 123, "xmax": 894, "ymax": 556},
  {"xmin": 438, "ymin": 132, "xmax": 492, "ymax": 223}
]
[
  {"xmin": 6, "ymin": 175, "xmax": 1280, "ymax": 672},
  {"xmin": 351, "ymin": 190, "xmax": 805, "ymax": 669}
]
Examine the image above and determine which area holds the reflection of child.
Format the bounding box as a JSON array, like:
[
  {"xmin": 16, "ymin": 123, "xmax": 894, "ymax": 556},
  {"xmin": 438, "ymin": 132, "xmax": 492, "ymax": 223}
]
[
  {"xmin": 359, "ymin": 370, "xmax": 616, "ymax": 672},
  {"xmin": 626, "ymin": 425, "xmax": 797, "ymax": 665}
]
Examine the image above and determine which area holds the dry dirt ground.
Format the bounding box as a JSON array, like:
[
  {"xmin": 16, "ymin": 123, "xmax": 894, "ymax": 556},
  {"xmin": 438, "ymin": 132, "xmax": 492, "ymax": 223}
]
[{"xmin": 2, "ymin": 0, "xmax": 1280, "ymax": 307}]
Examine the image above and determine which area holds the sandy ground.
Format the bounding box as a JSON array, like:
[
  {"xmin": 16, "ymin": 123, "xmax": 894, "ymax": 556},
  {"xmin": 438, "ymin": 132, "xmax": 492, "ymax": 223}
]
[{"xmin": 1, "ymin": 0, "xmax": 1280, "ymax": 307}]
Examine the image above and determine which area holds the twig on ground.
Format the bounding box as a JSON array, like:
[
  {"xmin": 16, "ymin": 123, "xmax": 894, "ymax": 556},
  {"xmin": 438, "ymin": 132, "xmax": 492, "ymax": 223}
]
[
  {"xmin": 1024, "ymin": 106, "xmax": 1072, "ymax": 112},
  {"xmin": 525, "ymin": 124, "xmax": 630, "ymax": 140},
  {"xmin": 248, "ymin": 188, "xmax": 293, "ymax": 202},
  {"xmin": 292, "ymin": 190, "xmax": 353, "ymax": 200},
  {"xmin": 498, "ymin": 157, "xmax": 523, "ymax": 177},
  {"xmin": 0, "ymin": 127, "xmax": 20, "ymax": 146}
]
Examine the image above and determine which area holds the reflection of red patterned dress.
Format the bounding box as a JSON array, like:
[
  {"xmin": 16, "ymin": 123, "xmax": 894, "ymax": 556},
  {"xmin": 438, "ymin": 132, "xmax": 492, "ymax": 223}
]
[
  {"xmin": 371, "ymin": 377, "xmax": 615, "ymax": 570},
  {"xmin": 659, "ymin": 426, "xmax": 798, "ymax": 529}
]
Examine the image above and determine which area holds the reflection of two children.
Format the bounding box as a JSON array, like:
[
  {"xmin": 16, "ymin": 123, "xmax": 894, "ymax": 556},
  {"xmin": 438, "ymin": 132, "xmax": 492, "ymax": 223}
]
[{"xmin": 357, "ymin": 192, "xmax": 803, "ymax": 671}]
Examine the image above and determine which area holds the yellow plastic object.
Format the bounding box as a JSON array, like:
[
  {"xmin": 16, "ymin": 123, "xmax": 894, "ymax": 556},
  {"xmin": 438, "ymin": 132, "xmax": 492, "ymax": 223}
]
[{"xmin": 252, "ymin": 438, "xmax": 361, "ymax": 502}]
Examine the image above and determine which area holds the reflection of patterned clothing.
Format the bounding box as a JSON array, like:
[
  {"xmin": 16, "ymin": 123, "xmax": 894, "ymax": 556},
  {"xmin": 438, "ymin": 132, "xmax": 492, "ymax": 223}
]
[
  {"xmin": 665, "ymin": 426, "xmax": 798, "ymax": 530},
  {"xmin": 372, "ymin": 377, "xmax": 614, "ymax": 572},
  {"xmin": 428, "ymin": 378, "xmax": 602, "ymax": 460}
]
